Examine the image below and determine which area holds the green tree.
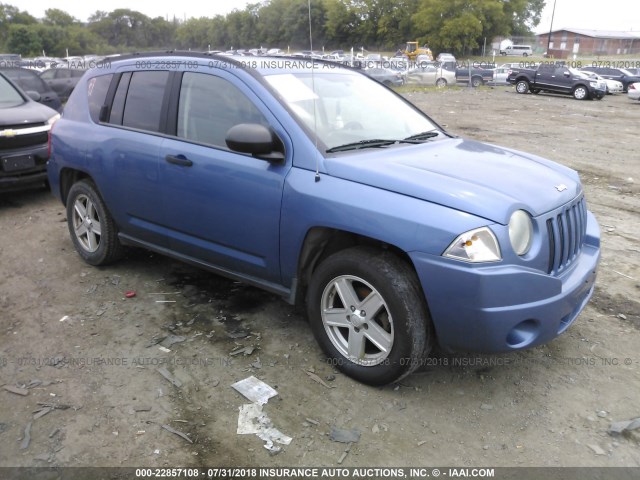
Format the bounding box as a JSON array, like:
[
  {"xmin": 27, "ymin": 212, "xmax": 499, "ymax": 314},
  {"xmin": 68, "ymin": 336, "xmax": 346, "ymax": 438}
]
[
  {"xmin": 413, "ymin": 0, "xmax": 541, "ymax": 56},
  {"xmin": 6, "ymin": 24, "xmax": 41, "ymax": 56},
  {"xmin": 324, "ymin": 0, "xmax": 360, "ymax": 46},
  {"xmin": 503, "ymin": 0, "xmax": 545, "ymax": 36},
  {"xmin": 89, "ymin": 9, "xmax": 156, "ymax": 49},
  {"xmin": 43, "ymin": 8, "xmax": 78, "ymax": 27},
  {"xmin": 1, "ymin": 3, "xmax": 37, "ymax": 48},
  {"xmin": 176, "ymin": 17, "xmax": 213, "ymax": 50}
]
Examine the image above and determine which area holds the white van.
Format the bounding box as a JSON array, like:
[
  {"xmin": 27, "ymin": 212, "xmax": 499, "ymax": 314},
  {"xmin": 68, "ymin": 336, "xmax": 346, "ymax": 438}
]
[{"xmin": 500, "ymin": 45, "xmax": 533, "ymax": 57}]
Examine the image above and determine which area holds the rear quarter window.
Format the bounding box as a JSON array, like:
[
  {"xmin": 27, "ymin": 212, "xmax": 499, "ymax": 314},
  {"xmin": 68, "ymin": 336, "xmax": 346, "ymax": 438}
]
[{"xmin": 87, "ymin": 74, "xmax": 113, "ymax": 123}]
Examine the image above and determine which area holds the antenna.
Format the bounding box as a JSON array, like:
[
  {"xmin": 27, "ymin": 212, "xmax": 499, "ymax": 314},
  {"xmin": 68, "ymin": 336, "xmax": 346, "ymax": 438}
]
[{"xmin": 308, "ymin": 0, "xmax": 321, "ymax": 182}]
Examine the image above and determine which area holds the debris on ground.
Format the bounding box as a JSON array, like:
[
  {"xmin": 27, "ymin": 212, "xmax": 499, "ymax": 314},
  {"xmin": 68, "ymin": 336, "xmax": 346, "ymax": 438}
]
[
  {"xmin": 236, "ymin": 403, "xmax": 292, "ymax": 454},
  {"xmin": 32, "ymin": 402, "xmax": 72, "ymax": 420},
  {"xmin": 609, "ymin": 417, "xmax": 640, "ymax": 435},
  {"xmin": 227, "ymin": 329, "xmax": 250, "ymax": 339},
  {"xmin": 329, "ymin": 427, "xmax": 361, "ymax": 444},
  {"xmin": 231, "ymin": 376, "xmax": 277, "ymax": 405},
  {"xmin": 372, "ymin": 423, "xmax": 389, "ymax": 433},
  {"xmin": 304, "ymin": 369, "xmax": 335, "ymax": 389},
  {"xmin": 157, "ymin": 367, "xmax": 183, "ymax": 388},
  {"xmin": 161, "ymin": 424, "xmax": 193, "ymax": 444},
  {"xmin": 230, "ymin": 345, "xmax": 255, "ymax": 356},
  {"xmin": 20, "ymin": 422, "xmax": 32, "ymax": 450},
  {"xmin": 3, "ymin": 385, "xmax": 29, "ymax": 396},
  {"xmin": 250, "ymin": 357, "xmax": 262, "ymax": 369},
  {"xmin": 337, "ymin": 442, "xmax": 353, "ymax": 464},
  {"xmin": 588, "ymin": 444, "xmax": 607, "ymax": 456},
  {"xmin": 160, "ymin": 335, "xmax": 186, "ymax": 348},
  {"xmin": 125, "ymin": 291, "xmax": 136, "ymax": 298}
]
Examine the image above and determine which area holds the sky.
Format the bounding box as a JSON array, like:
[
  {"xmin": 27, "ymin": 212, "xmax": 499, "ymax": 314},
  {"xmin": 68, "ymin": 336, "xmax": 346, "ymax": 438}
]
[{"xmin": 17, "ymin": 0, "xmax": 640, "ymax": 33}]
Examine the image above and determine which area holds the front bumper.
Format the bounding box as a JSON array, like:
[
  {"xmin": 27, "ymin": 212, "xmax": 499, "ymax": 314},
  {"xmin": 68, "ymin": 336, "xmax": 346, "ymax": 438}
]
[
  {"xmin": 411, "ymin": 211, "xmax": 600, "ymax": 353},
  {"xmin": 0, "ymin": 144, "xmax": 49, "ymax": 191}
]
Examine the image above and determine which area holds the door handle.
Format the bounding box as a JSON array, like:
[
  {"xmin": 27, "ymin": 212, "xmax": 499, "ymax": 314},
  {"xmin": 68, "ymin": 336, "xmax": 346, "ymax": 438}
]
[{"xmin": 165, "ymin": 154, "xmax": 193, "ymax": 167}]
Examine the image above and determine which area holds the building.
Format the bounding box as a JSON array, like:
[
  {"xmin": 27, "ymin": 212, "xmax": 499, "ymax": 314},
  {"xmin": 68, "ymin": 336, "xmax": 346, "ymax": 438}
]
[{"xmin": 536, "ymin": 29, "xmax": 640, "ymax": 57}]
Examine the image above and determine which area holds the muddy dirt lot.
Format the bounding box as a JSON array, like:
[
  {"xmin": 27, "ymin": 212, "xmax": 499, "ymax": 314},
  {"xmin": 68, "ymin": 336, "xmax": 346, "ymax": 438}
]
[{"xmin": 1, "ymin": 86, "xmax": 639, "ymax": 471}]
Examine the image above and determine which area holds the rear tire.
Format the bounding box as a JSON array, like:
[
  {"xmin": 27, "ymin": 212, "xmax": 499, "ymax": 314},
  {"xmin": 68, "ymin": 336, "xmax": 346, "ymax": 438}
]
[
  {"xmin": 306, "ymin": 247, "xmax": 431, "ymax": 386},
  {"xmin": 471, "ymin": 76, "xmax": 482, "ymax": 87},
  {"xmin": 436, "ymin": 78, "xmax": 447, "ymax": 87},
  {"xmin": 66, "ymin": 180, "xmax": 125, "ymax": 266}
]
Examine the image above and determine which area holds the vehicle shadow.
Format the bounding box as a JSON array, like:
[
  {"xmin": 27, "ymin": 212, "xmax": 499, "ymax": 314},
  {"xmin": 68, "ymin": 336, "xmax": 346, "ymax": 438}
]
[{"xmin": 0, "ymin": 186, "xmax": 52, "ymax": 210}]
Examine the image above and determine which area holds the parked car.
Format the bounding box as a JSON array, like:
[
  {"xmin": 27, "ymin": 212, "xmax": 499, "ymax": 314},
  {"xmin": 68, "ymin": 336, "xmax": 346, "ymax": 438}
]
[
  {"xmin": 628, "ymin": 82, "xmax": 640, "ymax": 101},
  {"xmin": 0, "ymin": 67, "xmax": 62, "ymax": 111},
  {"xmin": 579, "ymin": 70, "xmax": 623, "ymax": 94},
  {"xmin": 580, "ymin": 66, "xmax": 640, "ymax": 92},
  {"xmin": 0, "ymin": 72, "xmax": 59, "ymax": 191},
  {"xmin": 404, "ymin": 63, "xmax": 455, "ymax": 87},
  {"xmin": 499, "ymin": 62, "xmax": 537, "ymax": 70},
  {"xmin": 47, "ymin": 53, "xmax": 600, "ymax": 385},
  {"xmin": 508, "ymin": 64, "xmax": 606, "ymax": 100},
  {"xmin": 39, "ymin": 67, "xmax": 86, "ymax": 102},
  {"xmin": 454, "ymin": 64, "xmax": 494, "ymax": 86},
  {"xmin": 436, "ymin": 53, "xmax": 456, "ymax": 63},
  {"xmin": 363, "ymin": 67, "xmax": 404, "ymax": 86},
  {"xmin": 489, "ymin": 66, "xmax": 511, "ymax": 85}
]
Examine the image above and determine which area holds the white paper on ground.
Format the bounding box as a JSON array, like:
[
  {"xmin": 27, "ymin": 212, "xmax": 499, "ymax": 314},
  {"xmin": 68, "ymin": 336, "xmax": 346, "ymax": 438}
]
[
  {"xmin": 231, "ymin": 376, "xmax": 278, "ymax": 405},
  {"xmin": 237, "ymin": 403, "xmax": 292, "ymax": 452}
]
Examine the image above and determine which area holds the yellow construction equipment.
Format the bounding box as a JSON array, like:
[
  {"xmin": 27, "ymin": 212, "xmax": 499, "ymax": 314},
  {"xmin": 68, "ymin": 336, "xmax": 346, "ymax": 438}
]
[{"xmin": 404, "ymin": 41, "xmax": 433, "ymax": 61}]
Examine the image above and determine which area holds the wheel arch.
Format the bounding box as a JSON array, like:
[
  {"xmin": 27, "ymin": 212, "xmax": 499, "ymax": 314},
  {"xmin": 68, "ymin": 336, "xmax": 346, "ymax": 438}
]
[
  {"xmin": 470, "ymin": 75, "xmax": 483, "ymax": 86},
  {"xmin": 59, "ymin": 168, "xmax": 94, "ymax": 206},
  {"xmin": 293, "ymin": 227, "xmax": 416, "ymax": 307}
]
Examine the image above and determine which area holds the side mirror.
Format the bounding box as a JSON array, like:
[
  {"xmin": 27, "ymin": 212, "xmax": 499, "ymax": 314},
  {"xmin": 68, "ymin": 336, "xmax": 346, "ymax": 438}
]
[
  {"xmin": 26, "ymin": 90, "xmax": 42, "ymax": 102},
  {"xmin": 225, "ymin": 123, "xmax": 284, "ymax": 162}
]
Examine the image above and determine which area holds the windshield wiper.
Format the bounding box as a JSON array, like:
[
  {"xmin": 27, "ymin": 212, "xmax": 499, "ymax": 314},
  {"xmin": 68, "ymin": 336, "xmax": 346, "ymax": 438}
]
[
  {"xmin": 326, "ymin": 138, "xmax": 423, "ymax": 153},
  {"xmin": 404, "ymin": 131, "xmax": 440, "ymax": 141},
  {"xmin": 326, "ymin": 139, "xmax": 397, "ymax": 153}
]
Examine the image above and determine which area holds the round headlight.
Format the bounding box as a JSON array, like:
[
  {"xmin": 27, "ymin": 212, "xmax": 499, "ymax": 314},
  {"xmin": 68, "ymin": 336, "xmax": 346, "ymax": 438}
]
[{"xmin": 509, "ymin": 210, "xmax": 533, "ymax": 256}]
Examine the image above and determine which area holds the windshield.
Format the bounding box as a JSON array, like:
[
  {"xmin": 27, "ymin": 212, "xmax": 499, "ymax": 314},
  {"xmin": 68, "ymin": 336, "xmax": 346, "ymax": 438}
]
[
  {"xmin": 264, "ymin": 70, "xmax": 439, "ymax": 152},
  {"xmin": 0, "ymin": 74, "xmax": 25, "ymax": 108}
]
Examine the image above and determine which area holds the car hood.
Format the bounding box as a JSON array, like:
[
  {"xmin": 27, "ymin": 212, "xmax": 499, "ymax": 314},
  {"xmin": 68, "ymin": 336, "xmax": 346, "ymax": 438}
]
[
  {"xmin": 324, "ymin": 138, "xmax": 582, "ymax": 224},
  {"xmin": 0, "ymin": 100, "xmax": 57, "ymax": 127}
]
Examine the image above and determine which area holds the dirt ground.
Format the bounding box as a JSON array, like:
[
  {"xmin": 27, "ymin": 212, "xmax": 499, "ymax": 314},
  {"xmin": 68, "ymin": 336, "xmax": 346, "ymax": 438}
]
[{"xmin": 1, "ymin": 85, "xmax": 639, "ymax": 470}]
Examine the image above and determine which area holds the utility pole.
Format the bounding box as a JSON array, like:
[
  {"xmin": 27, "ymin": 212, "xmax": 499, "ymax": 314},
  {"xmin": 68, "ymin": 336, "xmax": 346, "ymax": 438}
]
[{"xmin": 546, "ymin": 0, "xmax": 557, "ymax": 56}]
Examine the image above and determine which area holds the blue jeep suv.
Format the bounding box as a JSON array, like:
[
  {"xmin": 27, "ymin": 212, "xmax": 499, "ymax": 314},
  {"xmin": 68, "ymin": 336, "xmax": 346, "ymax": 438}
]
[{"xmin": 48, "ymin": 53, "xmax": 600, "ymax": 385}]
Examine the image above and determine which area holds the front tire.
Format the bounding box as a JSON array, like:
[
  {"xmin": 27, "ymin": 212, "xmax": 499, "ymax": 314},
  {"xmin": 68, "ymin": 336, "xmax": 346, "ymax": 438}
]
[
  {"xmin": 471, "ymin": 76, "xmax": 482, "ymax": 87},
  {"xmin": 306, "ymin": 247, "xmax": 431, "ymax": 386},
  {"xmin": 66, "ymin": 180, "xmax": 124, "ymax": 266},
  {"xmin": 515, "ymin": 80, "xmax": 529, "ymax": 94},
  {"xmin": 573, "ymin": 85, "xmax": 589, "ymax": 100}
]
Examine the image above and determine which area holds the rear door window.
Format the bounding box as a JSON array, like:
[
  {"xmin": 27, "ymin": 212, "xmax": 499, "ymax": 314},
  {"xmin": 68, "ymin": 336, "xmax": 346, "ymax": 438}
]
[{"xmin": 121, "ymin": 71, "xmax": 170, "ymax": 132}]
